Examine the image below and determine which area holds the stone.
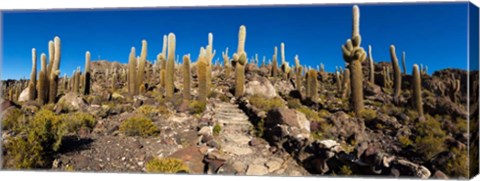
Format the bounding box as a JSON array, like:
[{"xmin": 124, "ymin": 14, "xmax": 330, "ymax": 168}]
[
  {"xmin": 246, "ymin": 164, "xmax": 269, "ymax": 176},
  {"xmin": 232, "ymin": 161, "xmax": 246, "ymax": 173},
  {"xmin": 17, "ymin": 88, "xmax": 29, "ymax": 102},
  {"xmin": 265, "ymin": 160, "xmax": 282, "ymax": 172},
  {"xmin": 249, "ymin": 137, "xmax": 267, "ymax": 147},
  {"xmin": 245, "ymin": 77, "xmax": 277, "ymax": 99},
  {"xmin": 198, "ymin": 126, "xmax": 213, "ymax": 136},
  {"xmin": 432, "ymin": 170, "xmax": 449, "ymax": 179},
  {"xmin": 265, "ymin": 108, "xmax": 311, "ymax": 138},
  {"xmin": 55, "ymin": 92, "xmax": 88, "ymax": 113},
  {"xmin": 168, "ymin": 145, "xmax": 206, "ymax": 174}
]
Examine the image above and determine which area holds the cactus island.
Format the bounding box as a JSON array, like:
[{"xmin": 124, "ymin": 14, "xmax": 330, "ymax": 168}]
[{"xmin": 0, "ymin": 3, "xmax": 479, "ymax": 179}]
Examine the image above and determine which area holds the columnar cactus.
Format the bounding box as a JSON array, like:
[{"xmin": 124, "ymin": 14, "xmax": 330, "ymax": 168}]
[
  {"xmin": 342, "ymin": 69, "xmax": 351, "ymax": 99},
  {"xmin": 165, "ymin": 33, "xmax": 176, "ymax": 99},
  {"xmin": 222, "ymin": 48, "xmax": 230, "ymax": 78},
  {"xmin": 368, "ymin": 45, "xmax": 375, "ymax": 84},
  {"xmin": 73, "ymin": 67, "xmax": 81, "ymax": 93},
  {"xmin": 271, "ymin": 46, "xmax": 279, "ymax": 78},
  {"xmin": 183, "ymin": 55, "xmax": 191, "ymax": 102},
  {"xmin": 336, "ymin": 71, "xmax": 342, "ymax": 95},
  {"xmin": 63, "ymin": 73, "xmax": 68, "ymax": 92},
  {"xmin": 37, "ymin": 54, "xmax": 48, "ymax": 105},
  {"xmin": 449, "ymin": 77, "xmax": 461, "ymax": 103},
  {"xmin": 306, "ymin": 69, "xmax": 318, "ymax": 101},
  {"xmin": 341, "ymin": 5, "xmax": 366, "ymax": 114},
  {"xmin": 137, "ymin": 40, "xmax": 147, "ymax": 94},
  {"xmin": 48, "ymin": 36, "xmax": 61, "ymax": 104},
  {"xmin": 198, "ymin": 48, "xmax": 208, "ymax": 103},
  {"xmin": 28, "ymin": 48, "xmax": 37, "ymax": 101},
  {"xmin": 412, "ymin": 64, "xmax": 423, "ymax": 117},
  {"xmin": 402, "ymin": 51, "xmax": 407, "ymax": 75},
  {"xmin": 205, "ymin": 33, "xmax": 215, "ymax": 93},
  {"xmin": 294, "ymin": 55, "xmax": 303, "ymax": 94},
  {"xmin": 234, "ymin": 25, "xmax": 247, "ymax": 98},
  {"xmin": 83, "ymin": 51, "xmax": 91, "ymax": 95},
  {"xmin": 128, "ymin": 47, "xmax": 137, "ymax": 95},
  {"xmin": 390, "ymin": 45, "xmax": 402, "ymax": 104}
]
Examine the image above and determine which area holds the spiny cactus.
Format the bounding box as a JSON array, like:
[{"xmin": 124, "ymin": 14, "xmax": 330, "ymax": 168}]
[
  {"xmin": 28, "ymin": 48, "xmax": 37, "ymax": 101},
  {"xmin": 128, "ymin": 47, "xmax": 137, "ymax": 95},
  {"xmin": 83, "ymin": 51, "xmax": 91, "ymax": 95},
  {"xmin": 63, "ymin": 73, "xmax": 68, "ymax": 93},
  {"xmin": 198, "ymin": 48, "xmax": 208, "ymax": 103},
  {"xmin": 137, "ymin": 40, "xmax": 147, "ymax": 95},
  {"xmin": 294, "ymin": 55, "xmax": 303, "ymax": 94},
  {"xmin": 205, "ymin": 33, "xmax": 215, "ymax": 93},
  {"xmin": 37, "ymin": 54, "xmax": 48, "ymax": 105},
  {"xmin": 165, "ymin": 33, "xmax": 176, "ymax": 99},
  {"xmin": 342, "ymin": 69, "xmax": 351, "ymax": 99},
  {"xmin": 402, "ymin": 51, "xmax": 407, "ymax": 75},
  {"xmin": 383, "ymin": 66, "xmax": 393, "ymax": 89},
  {"xmin": 271, "ymin": 46, "xmax": 279, "ymax": 78},
  {"xmin": 341, "ymin": 5, "xmax": 366, "ymax": 114},
  {"xmin": 48, "ymin": 37, "xmax": 61, "ymax": 104},
  {"xmin": 222, "ymin": 48, "xmax": 230, "ymax": 78},
  {"xmin": 390, "ymin": 45, "xmax": 402, "ymax": 104},
  {"xmin": 412, "ymin": 64, "xmax": 423, "ymax": 117},
  {"xmin": 306, "ymin": 69, "xmax": 318, "ymax": 101},
  {"xmin": 368, "ymin": 45, "xmax": 375, "ymax": 84},
  {"xmin": 234, "ymin": 25, "xmax": 247, "ymax": 98},
  {"xmin": 183, "ymin": 54, "xmax": 191, "ymax": 102},
  {"xmin": 73, "ymin": 67, "xmax": 81, "ymax": 94},
  {"xmin": 112, "ymin": 70, "xmax": 118, "ymax": 91},
  {"xmin": 449, "ymin": 77, "xmax": 461, "ymax": 103},
  {"xmin": 336, "ymin": 71, "xmax": 342, "ymax": 95}
]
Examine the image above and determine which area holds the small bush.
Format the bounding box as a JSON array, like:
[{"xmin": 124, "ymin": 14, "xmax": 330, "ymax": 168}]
[
  {"xmin": 358, "ymin": 109, "xmax": 377, "ymax": 121},
  {"xmin": 287, "ymin": 98, "xmax": 302, "ymax": 109},
  {"xmin": 145, "ymin": 157, "xmax": 189, "ymax": 173},
  {"xmin": 135, "ymin": 105, "xmax": 160, "ymax": 117},
  {"xmin": 61, "ymin": 112, "xmax": 96, "ymax": 134},
  {"xmin": 4, "ymin": 109, "xmax": 64, "ymax": 168},
  {"xmin": 1, "ymin": 108, "xmax": 25, "ymax": 131},
  {"xmin": 188, "ymin": 101, "xmax": 206, "ymax": 115},
  {"xmin": 119, "ymin": 115, "xmax": 159, "ymax": 137},
  {"xmin": 398, "ymin": 135, "xmax": 413, "ymax": 148},
  {"xmin": 249, "ymin": 95, "xmax": 284, "ymax": 112},
  {"xmin": 445, "ymin": 148, "xmax": 468, "ymax": 178},
  {"xmin": 213, "ymin": 124, "xmax": 222, "ymax": 136},
  {"xmin": 339, "ymin": 165, "xmax": 353, "ymax": 176},
  {"xmin": 414, "ymin": 115, "xmax": 446, "ymax": 159}
]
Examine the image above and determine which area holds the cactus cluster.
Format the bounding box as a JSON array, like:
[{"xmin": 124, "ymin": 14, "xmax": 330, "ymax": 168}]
[{"xmin": 341, "ymin": 5, "xmax": 366, "ymax": 114}]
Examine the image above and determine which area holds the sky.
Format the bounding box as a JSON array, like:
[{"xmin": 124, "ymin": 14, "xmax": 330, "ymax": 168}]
[{"xmin": 0, "ymin": 2, "xmax": 471, "ymax": 80}]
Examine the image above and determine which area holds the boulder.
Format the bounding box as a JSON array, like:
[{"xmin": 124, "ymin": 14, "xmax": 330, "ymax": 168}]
[
  {"xmin": 265, "ymin": 108, "xmax": 310, "ymax": 139},
  {"xmin": 328, "ymin": 111, "xmax": 366, "ymax": 143},
  {"xmin": 245, "ymin": 77, "xmax": 277, "ymax": 99},
  {"xmin": 17, "ymin": 88, "xmax": 29, "ymax": 102},
  {"xmin": 246, "ymin": 164, "xmax": 269, "ymax": 176},
  {"xmin": 55, "ymin": 93, "xmax": 88, "ymax": 113},
  {"xmin": 168, "ymin": 145, "xmax": 206, "ymax": 174}
]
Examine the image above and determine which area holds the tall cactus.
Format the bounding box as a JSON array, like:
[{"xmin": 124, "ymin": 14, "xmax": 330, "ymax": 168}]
[
  {"xmin": 234, "ymin": 25, "xmax": 247, "ymax": 98},
  {"xmin": 402, "ymin": 51, "xmax": 407, "ymax": 75},
  {"xmin": 222, "ymin": 48, "xmax": 230, "ymax": 78},
  {"xmin": 73, "ymin": 67, "xmax": 81, "ymax": 93},
  {"xmin": 83, "ymin": 51, "xmax": 91, "ymax": 95},
  {"xmin": 37, "ymin": 54, "xmax": 48, "ymax": 105},
  {"xmin": 48, "ymin": 36, "xmax": 61, "ymax": 103},
  {"xmin": 183, "ymin": 55, "xmax": 191, "ymax": 102},
  {"xmin": 271, "ymin": 46, "xmax": 278, "ymax": 78},
  {"xmin": 128, "ymin": 47, "xmax": 137, "ymax": 95},
  {"xmin": 368, "ymin": 45, "xmax": 375, "ymax": 84},
  {"xmin": 205, "ymin": 33, "xmax": 215, "ymax": 93},
  {"xmin": 341, "ymin": 5, "xmax": 366, "ymax": 114},
  {"xmin": 306, "ymin": 69, "xmax": 318, "ymax": 101},
  {"xmin": 198, "ymin": 48, "xmax": 208, "ymax": 103},
  {"xmin": 165, "ymin": 33, "xmax": 176, "ymax": 99},
  {"xmin": 342, "ymin": 69, "xmax": 351, "ymax": 99},
  {"xmin": 28, "ymin": 48, "xmax": 37, "ymax": 101},
  {"xmin": 294, "ymin": 55, "xmax": 303, "ymax": 93},
  {"xmin": 412, "ymin": 64, "xmax": 423, "ymax": 117},
  {"xmin": 137, "ymin": 40, "xmax": 147, "ymax": 94},
  {"xmin": 390, "ymin": 45, "xmax": 402, "ymax": 104}
]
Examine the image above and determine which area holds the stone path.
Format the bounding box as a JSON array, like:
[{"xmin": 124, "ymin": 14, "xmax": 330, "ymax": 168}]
[{"xmin": 212, "ymin": 102, "xmax": 309, "ymax": 176}]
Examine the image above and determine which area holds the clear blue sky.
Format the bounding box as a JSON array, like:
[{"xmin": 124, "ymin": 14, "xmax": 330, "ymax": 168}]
[{"xmin": 0, "ymin": 2, "xmax": 469, "ymax": 80}]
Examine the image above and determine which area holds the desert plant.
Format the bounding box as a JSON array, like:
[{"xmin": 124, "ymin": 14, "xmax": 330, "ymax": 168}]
[
  {"xmin": 294, "ymin": 55, "xmax": 303, "ymax": 95},
  {"xmin": 61, "ymin": 112, "xmax": 96, "ymax": 134},
  {"xmin": 145, "ymin": 157, "xmax": 189, "ymax": 173},
  {"xmin": 234, "ymin": 25, "xmax": 247, "ymax": 98},
  {"xmin": 182, "ymin": 55, "xmax": 191, "ymax": 102},
  {"xmin": 222, "ymin": 48, "xmax": 230, "ymax": 78},
  {"xmin": 402, "ymin": 51, "xmax": 407, "ymax": 75},
  {"xmin": 390, "ymin": 45, "xmax": 402, "ymax": 104},
  {"xmin": 137, "ymin": 40, "xmax": 147, "ymax": 95},
  {"xmin": 48, "ymin": 37, "xmax": 61, "ymax": 104},
  {"xmin": 271, "ymin": 46, "xmax": 279, "ymax": 78},
  {"xmin": 213, "ymin": 124, "xmax": 222, "ymax": 136},
  {"xmin": 197, "ymin": 48, "xmax": 208, "ymax": 103},
  {"xmin": 341, "ymin": 5, "xmax": 366, "ymax": 115},
  {"xmin": 414, "ymin": 115, "xmax": 446, "ymax": 159},
  {"xmin": 249, "ymin": 95, "xmax": 284, "ymax": 112},
  {"xmin": 341, "ymin": 69, "xmax": 351, "ymax": 99},
  {"xmin": 306, "ymin": 69, "xmax": 318, "ymax": 101},
  {"xmin": 37, "ymin": 54, "xmax": 48, "ymax": 105},
  {"xmin": 28, "ymin": 48, "xmax": 37, "ymax": 101},
  {"xmin": 165, "ymin": 33, "xmax": 176, "ymax": 99},
  {"xmin": 368, "ymin": 45, "xmax": 374, "ymax": 84},
  {"xmin": 128, "ymin": 47, "xmax": 137, "ymax": 95},
  {"xmin": 412, "ymin": 64, "xmax": 424, "ymax": 117},
  {"xmin": 83, "ymin": 51, "xmax": 91, "ymax": 95},
  {"xmin": 188, "ymin": 100, "xmax": 206, "ymax": 115},
  {"xmin": 119, "ymin": 115, "xmax": 159, "ymax": 137}
]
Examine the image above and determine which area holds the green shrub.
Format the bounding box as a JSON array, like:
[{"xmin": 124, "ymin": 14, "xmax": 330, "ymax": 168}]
[
  {"xmin": 445, "ymin": 148, "xmax": 468, "ymax": 178},
  {"xmin": 61, "ymin": 112, "xmax": 96, "ymax": 134},
  {"xmin": 119, "ymin": 115, "xmax": 159, "ymax": 137},
  {"xmin": 339, "ymin": 165, "xmax": 353, "ymax": 176},
  {"xmin": 1, "ymin": 108, "xmax": 25, "ymax": 131},
  {"xmin": 188, "ymin": 101, "xmax": 206, "ymax": 115},
  {"xmin": 297, "ymin": 106, "xmax": 320, "ymax": 121},
  {"xmin": 249, "ymin": 95, "xmax": 284, "ymax": 112},
  {"xmin": 4, "ymin": 109, "xmax": 64, "ymax": 168},
  {"xmin": 359, "ymin": 109, "xmax": 377, "ymax": 121},
  {"xmin": 414, "ymin": 115, "xmax": 446, "ymax": 159},
  {"xmin": 135, "ymin": 105, "xmax": 160, "ymax": 117},
  {"xmin": 398, "ymin": 135, "xmax": 413, "ymax": 148},
  {"xmin": 287, "ymin": 98, "xmax": 302, "ymax": 109},
  {"xmin": 213, "ymin": 124, "xmax": 222, "ymax": 136},
  {"xmin": 145, "ymin": 157, "xmax": 189, "ymax": 173}
]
